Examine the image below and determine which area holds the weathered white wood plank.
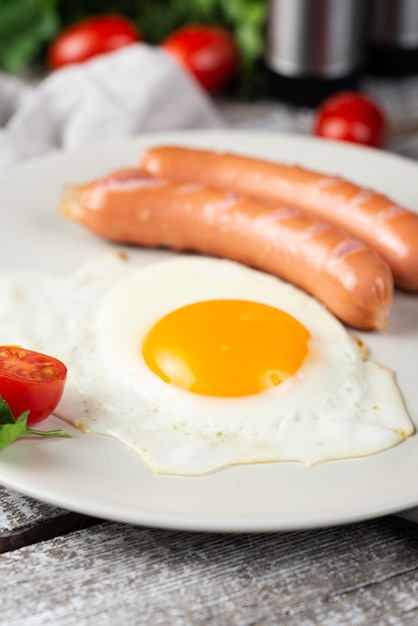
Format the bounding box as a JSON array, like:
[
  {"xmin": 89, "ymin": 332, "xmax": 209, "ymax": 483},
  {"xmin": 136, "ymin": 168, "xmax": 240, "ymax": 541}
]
[
  {"xmin": 2, "ymin": 516, "xmax": 418, "ymax": 625},
  {"xmin": 0, "ymin": 487, "xmax": 102, "ymax": 553},
  {"xmin": 0, "ymin": 486, "xmax": 64, "ymax": 532}
]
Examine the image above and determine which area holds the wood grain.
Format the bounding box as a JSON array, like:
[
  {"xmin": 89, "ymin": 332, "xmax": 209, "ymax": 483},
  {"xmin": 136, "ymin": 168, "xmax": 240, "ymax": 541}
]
[
  {"xmin": 0, "ymin": 486, "xmax": 65, "ymax": 531},
  {"xmin": 0, "ymin": 486, "xmax": 100, "ymax": 553},
  {"xmin": 2, "ymin": 516, "xmax": 418, "ymax": 625}
]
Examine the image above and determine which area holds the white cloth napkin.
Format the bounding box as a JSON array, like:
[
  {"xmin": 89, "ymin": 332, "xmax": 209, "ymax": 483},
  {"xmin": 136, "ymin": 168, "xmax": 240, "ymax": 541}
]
[{"xmin": 0, "ymin": 43, "xmax": 223, "ymax": 169}]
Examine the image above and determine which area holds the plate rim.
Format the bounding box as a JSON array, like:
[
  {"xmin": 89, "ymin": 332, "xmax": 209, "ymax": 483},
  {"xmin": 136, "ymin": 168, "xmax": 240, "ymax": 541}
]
[{"xmin": 1, "ymin": 127, "xmax": 418, "ymax": 533}]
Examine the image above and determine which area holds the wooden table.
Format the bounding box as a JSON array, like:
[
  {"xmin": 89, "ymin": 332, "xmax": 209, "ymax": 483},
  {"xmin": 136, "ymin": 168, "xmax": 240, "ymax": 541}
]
[
  {"xmin": 2, "ymin": 486, "xmax": 418, "ymax": 625},
  {"xmin": 2, "ymin": 76, "xmax": 418, "ymax": 626}
]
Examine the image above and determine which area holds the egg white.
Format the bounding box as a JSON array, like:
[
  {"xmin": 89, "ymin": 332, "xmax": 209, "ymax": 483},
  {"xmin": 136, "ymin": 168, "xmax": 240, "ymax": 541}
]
[{"xmin": 0, "ymin": 253, "xmax": 413, "ymax": 475}]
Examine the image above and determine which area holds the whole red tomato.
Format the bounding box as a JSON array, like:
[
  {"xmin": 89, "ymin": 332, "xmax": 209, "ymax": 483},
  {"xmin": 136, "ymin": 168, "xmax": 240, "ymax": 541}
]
[
  {"xmin": 313, "ymin": 92, "xmax": 387, "ymax": 148},
  {"xmin": 0, "ymin": 346, "xmax": 67, "ymax": 425},
  {"xmin": 48, "ymin": 15, "xmax": 141, "ymax": 70},
  {"xmin": 162, "ymin": 25, "xmax": 239, "ymax": 93}
]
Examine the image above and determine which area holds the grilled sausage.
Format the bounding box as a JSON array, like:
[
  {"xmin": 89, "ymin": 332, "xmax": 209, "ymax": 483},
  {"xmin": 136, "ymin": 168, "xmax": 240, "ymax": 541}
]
[
  {"xmin": 140, "ymin": 145, "xmax": 418, "ymax": 291},
  {"xmin": 60, "ymin": 168, "xmax": 393, "ymax": 330}
]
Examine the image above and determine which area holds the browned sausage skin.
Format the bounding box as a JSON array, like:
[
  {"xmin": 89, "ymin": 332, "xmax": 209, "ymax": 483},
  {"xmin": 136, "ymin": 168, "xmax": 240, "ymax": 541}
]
[
  {"xmin": 140, "ymin": 146, "xmax": 418, "ymax": 291},
  {"xmin": 60, "ymin": 168, "xmax": 393, "ymax": 330}
]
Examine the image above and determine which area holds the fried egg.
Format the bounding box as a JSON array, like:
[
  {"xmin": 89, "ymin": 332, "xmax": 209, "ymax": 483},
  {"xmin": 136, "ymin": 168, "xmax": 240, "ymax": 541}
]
[{"xmin": 0, "ymin": 253, "xmax": 413, "ymax": 475}]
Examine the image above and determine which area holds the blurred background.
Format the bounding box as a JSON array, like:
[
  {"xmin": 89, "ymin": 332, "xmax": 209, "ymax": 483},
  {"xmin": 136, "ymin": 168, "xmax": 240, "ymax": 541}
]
[{"xmin": 0, "ymin": 0, "xmax": 417, "ymax": 157}]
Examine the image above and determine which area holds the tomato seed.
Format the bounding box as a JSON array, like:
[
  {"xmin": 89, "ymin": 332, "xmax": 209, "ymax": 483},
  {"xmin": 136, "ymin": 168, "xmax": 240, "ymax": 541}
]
[{"xmin": 41, "ymin": 367, "xmax": 57, "ymax": 379}]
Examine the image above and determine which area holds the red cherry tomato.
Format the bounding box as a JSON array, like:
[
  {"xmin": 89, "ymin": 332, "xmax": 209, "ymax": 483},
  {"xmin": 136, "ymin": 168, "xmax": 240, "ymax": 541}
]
[
  {"xmin": 0, "ymin": 346, "xmax": 67, "ymax": 425},
  {"xmin": 162, "ymin": 25, "xmax": 239, "ymax": 93},
  {"xmin": 313, "ymin": 91, "xmax": 387, "ymax": 148},
  {"xmin": 48, "ymin": 15, "xmax": 141, "ymax": 70}
]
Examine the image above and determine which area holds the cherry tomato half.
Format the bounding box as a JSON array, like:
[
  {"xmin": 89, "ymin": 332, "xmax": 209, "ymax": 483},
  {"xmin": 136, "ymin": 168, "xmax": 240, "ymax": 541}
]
[
  {"xmin": 0, "ymin": 346, "xmax": 67, "ymax": 425},
  {"xmin": 313, "ymin": 91, "xmax": 387, "ymax": 148},
  {"xmin": 162, "ymin": 25, "xmax": 239, "ymax": 93},
  {"xmin": 48, "ymin": 15, "xmax": 141, "ymax": 70}
]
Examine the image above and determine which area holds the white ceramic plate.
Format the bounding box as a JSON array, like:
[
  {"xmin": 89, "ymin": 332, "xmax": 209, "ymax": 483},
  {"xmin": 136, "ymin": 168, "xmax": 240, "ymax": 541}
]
[{"xmin": 0, "ymin": 129, "xmax": 417, "ymax": 532}]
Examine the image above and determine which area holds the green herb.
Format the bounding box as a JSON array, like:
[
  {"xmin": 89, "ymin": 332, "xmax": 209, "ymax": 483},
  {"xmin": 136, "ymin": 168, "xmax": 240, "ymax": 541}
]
[
  {"xmin": 0, "ymin": 396, "xmax": 72, "ymax": 451},
  {"xmin": 0, "ymin": 0, "xmax": 59, "ymax": 74}
]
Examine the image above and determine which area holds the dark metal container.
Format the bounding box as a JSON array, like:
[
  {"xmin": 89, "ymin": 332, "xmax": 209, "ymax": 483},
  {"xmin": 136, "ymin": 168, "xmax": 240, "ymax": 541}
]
[
  {"xmin": 366, "ymin": 0, "xmax": 418, "ymax": 76},
  {"xmin": 264, "ymin": 0, "xmax": 364, "ymax": 106}
]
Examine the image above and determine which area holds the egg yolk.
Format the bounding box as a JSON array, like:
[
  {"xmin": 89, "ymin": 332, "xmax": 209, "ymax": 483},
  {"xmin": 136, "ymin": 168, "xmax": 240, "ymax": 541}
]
[{"xmin": 142, "ymin": 299, "xmax": 310, "ymax": 397}]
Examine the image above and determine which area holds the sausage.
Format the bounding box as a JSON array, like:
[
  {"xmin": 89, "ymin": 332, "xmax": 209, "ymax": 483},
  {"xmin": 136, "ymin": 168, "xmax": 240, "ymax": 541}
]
[
  {"xmin": 140, "ymin": 146, "xmax": 418, "ymax": 291},
  {"xmin": 60, "ymin": 168, "xmax": 393, "ymax": 330}
]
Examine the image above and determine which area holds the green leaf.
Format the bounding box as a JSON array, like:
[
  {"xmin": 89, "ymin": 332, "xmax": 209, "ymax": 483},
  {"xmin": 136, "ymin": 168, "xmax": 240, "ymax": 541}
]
[
  {"xmin": 0, "ymin": 420, "xmax": 29, "ymax": 451},
  {"xmin": 0, "ymin": 396, "xmax": 72, "ymax": 451},
  {"xmin": 0, "ymin": 397, "xmax": 19, "ymax": 426},
  {"xmin": 0, "ymin": 0, "xmax": 60, "ymax": 73}
]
